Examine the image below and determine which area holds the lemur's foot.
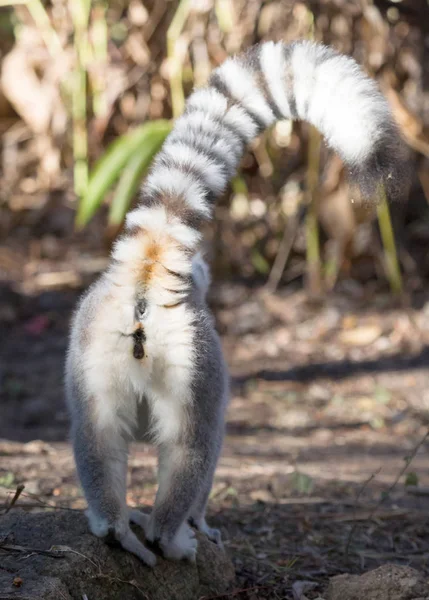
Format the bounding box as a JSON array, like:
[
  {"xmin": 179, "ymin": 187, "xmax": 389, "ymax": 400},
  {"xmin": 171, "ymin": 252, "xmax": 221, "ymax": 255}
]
[
  {"xmin": 87, "ymin": 508, "xmax": 156, "ymax": 567},
  {"xmin": 129, "ymin": 508, "xmax": 150, "ymax": 533},
  {"xmin": 161, "ymin": 523, "xmax": 198, "ymax": 562},
  {"xmin": 147, "ymin": 520, "xmax": 198, "ymax": 563},
  {"xmin": 118, "ymin": 527, "xmax": 157, "ymax": 566},
  {"xmin": 189, "ymin": 516, "xmax": 223, "ymax": 548}
]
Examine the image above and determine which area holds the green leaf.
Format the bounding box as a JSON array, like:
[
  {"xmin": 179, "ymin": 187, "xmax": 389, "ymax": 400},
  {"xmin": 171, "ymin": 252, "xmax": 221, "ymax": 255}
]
[
  {"xmin": 0, "ymin": 472, "xmax": 15, "ymax": 487},
  {"xmin": 405, "ymin": 472, "xmax": 419, "ymax": 487},
  {"xmin": 75, "ymin": 120, "xmax": 171, "ymax": 228},
  {"xmin": 108, "ymin": 124, "xmax": 171, "ymax": 226},
  {"xmin": 251, "ymin": 248, "xmax": 270, "ymax": 275},
  {"xmin": 291, "ymin": 471, "xmax": 314, "ymax": 495}
]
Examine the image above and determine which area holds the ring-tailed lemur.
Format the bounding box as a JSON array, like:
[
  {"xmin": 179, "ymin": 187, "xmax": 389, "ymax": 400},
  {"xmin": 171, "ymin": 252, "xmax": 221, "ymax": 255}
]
[{"xmin": 66, "ymin": 41, "xmax": 406, "ymax": 566}]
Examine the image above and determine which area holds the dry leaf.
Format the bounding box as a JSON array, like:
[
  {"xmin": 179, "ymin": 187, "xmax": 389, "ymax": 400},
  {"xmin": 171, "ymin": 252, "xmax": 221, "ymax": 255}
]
[{"xmin": 338, "ymin": 325, "xmax": 382, "ymax": 347}]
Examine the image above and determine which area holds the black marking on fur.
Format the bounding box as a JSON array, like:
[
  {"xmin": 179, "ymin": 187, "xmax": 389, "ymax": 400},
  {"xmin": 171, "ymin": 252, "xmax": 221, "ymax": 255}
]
[
  {"xmin": 136, "ymin": 192, "xmax": 159, "ymax": 210},
  {"xmin": 180, "ymin": 108, "xmax": 247, "ymax": 156},
  {"xmin": 185, "ymin": 94, "xmax": 253, "ymax": 149},
  {"xmin": 165, "ymin": 267, "xmax": 193, "ymax": 285},
  {"xmin": 169, "ymin": 120, "xmax": 244, "ymax": 173},
  {"xmin": 133, "ymin": 328, "xmax": 146, "ymax": 360},
  {"xmin": 181, "ymin": 138, "xmax": 234, "ymax": 177},
  {"xmin": 242, "ymin": 45, "xmax": 285, "ymax": 121},
  {"xmin": 209, "ymin": 72, "xmax": 266, "ymax": 133},
  {"xmin": 141, "ymin": 189, "xmax": 204, "ymax": 230},
  {"xmin": 170, "ymin": 134, "xmax": 230, "ymax": 177},
  {"xmin": 156, "ymin": 154, "xmax": 217, "ymax": 204},
  {"xmin": 349, "ymin": 129, "xmax": 410, "ymax": 203},
  {"xmin": 281, "ymin": 45, "xmax": 298, "ymax": 119},
  {"xmin": 176, "ymin": 108, "xmax": 247, "ymax": 161},
  {"xmin": 135, "ymin": 297, "xmax": 147, "ymax": 320},
  {"xmin": 162, "ymin": 132, "xmax": 229, "ymax": 183}
]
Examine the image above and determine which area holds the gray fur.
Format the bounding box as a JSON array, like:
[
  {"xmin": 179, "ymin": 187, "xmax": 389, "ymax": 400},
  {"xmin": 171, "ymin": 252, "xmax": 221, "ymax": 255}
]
[
  {"xmin": 66, "ymin": 256, "xmax": 228, "ymax": 565},
  {"xmin": 66, "ymin": 40, "xmax": 408, "ymax": 566}
]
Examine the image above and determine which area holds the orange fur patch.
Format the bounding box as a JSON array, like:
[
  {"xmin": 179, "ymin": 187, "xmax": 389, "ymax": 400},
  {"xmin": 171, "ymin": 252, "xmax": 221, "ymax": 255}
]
[
  {"xmin": 128, "ymin": 229, "xmax": 187, "ymax": 290},
  {"xmin": 131, "ymin": 233, "xmax": 162, "ymax": 286}
]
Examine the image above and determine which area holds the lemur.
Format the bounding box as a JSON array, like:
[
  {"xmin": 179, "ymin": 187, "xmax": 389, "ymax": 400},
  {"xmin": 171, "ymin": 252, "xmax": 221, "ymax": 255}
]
[{"xmin": 66, "ymin": 41, "xmax": 406, "ymax": 566}]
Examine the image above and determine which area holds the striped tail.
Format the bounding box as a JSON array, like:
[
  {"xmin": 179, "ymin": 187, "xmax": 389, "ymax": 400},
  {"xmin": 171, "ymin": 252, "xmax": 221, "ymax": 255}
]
[{"xmin": 114, "ymin": 41, "xmax": 407, "ymax": 303}]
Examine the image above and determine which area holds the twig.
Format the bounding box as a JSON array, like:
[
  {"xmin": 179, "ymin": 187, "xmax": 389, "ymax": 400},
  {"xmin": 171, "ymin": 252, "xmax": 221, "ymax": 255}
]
[
  {"xmin": 55, "ymin": 545, "xmax": 148, "ymax": 597},
  {"xmin": 0, "ymin": 487, "xmax": 82, "ymax": 512},
  {"xmin": 4, "ymin": 483, "xmax": 25, "ymax": 514},
  {"xmin": 52, "ymin": 545, "xmax": 99, "ymax": 570},
  {"xmin": 92, "ymin": 574, "xmax": 149, "ymax": 599},
  {"xmin": 0, "ymin": 542, "xmax": 66, "ymax": 558},
  {"xmin": 345, "ymin": 468, "xmax": 380, "ymax": 559},
  {"xmin": 346, "ymin": 429, "xmax": 429, "ymax": 556},
  {"xmin": 266, "ymin": 206, "xmax": 305, "ymax": 292}
]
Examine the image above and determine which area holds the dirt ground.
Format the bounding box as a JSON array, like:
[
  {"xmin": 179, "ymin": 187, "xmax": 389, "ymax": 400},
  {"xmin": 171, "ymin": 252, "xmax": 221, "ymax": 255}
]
[{"xmin": 2, "ymin": 264, "xmax": 429, "ymax": 599}]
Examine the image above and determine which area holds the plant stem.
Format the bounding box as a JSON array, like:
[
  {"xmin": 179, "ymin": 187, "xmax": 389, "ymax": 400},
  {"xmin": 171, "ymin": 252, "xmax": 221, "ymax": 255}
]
[
  {"xmin": 27, "ymin": 0, "xmax": 62, "ymax": 57},
  {"xmin": 167, "ymin": 0, "xmax": 191, "ymax": 118},
  {"xmin": 377, "ymin": 184, "xmax": 403, "ymax": 294},
  {"xmin": 91, "ymin": 0, "xmax": 108, "ymax": 118},
  {"xmin": 305, "ymin": 125, "xmax": 322, "ymax": 295},
  {"xmin": 70, "ymin": 0, "xmax": 92, "ymax": 198}
]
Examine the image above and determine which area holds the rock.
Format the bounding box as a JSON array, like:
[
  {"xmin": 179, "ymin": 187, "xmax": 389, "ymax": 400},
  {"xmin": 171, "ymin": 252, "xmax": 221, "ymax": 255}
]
[
  {"xmin": 327, "ymin": 564, "xmax": 429, "ymax": 600},
  {"xmin": 0, "ymin": 510, "xmax": 235, "ymax": 600}
]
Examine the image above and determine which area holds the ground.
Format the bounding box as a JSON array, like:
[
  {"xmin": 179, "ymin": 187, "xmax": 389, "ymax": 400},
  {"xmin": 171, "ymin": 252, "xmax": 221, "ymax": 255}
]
[{"xmin": 1, "ymin": 271, "xmax": 429, "ymax": 599}]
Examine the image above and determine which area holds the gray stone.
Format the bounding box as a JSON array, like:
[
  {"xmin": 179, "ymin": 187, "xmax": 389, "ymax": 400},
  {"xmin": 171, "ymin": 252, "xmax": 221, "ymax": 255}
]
[
  {"xmin": 327, "ymin": 564, "xmax": 429, "ymax": 600},
  {"xmin": 0, "ymin": 509, "xmax": 235, "ymax": 600}
]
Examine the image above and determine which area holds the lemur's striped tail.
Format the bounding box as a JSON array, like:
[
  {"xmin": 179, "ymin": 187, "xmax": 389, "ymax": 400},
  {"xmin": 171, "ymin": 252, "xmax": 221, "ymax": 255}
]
[{"xmin": 113, "ymin": 41, "xmax": 407, "ymax": 303}]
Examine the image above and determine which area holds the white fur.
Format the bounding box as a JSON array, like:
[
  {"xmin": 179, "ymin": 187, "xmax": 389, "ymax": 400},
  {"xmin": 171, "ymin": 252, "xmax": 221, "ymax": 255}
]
[
  {"xmin": 146, "ymin": 167, "xmax": 211, "ymax": 217},
  {"xmin": 215, "ymin": 58, "xmax": 276, "ymax": 126},
  {"xmin": 169, "ymin": 127, "xmax": 238, "ymax": 176},
  {"xmin": 260, "ymin": 41, "xmax": 292, "ymax": 118},
  {"xmin": 187, "ymin": 87, "xmax": 259, "ymax": 142},
  {"xmin": 224, "ymin": 104, "xmax": 259, "ymax": 142},
  {"xmin": 112, "ymin": 234, "xmax": 144, "ymax": 264},
  {"xmin": 147, "ymin": 519, "xmax": 197, "ymax": 562},
  {"xmin": 68, "ymin": 40, "xmax": 401, "ymax": 567},
  {"xmin": 291, "ymin": 42, "xmax": 390, "ymax": 163},
  {"xmin": 126, "ymin": 206, "xmax": 201, "ymax": 248},
  {"xmin": 78, "ymin": 277, "xmax": 196, "ymax": 443},
  {"xmin": 159, "ymin": 141, "xmax": 227, "ymax": 194},
  {"xmin": 170, "ymin": 111, "xmax": 242, "ymax": 168},
  {"xmin": 187, "ymin": 88, "xmax": 228, "ymax": 117}
]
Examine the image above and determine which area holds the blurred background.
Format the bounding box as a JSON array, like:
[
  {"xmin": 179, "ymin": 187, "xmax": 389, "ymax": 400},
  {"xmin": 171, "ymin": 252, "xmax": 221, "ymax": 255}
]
[
  {"xmin": 1, "ymin": 0, "xmax": 429, "ymax": 292},
  {"xmin": 2, "ymin": 1, "xmax": 429, "ymax": 598}
]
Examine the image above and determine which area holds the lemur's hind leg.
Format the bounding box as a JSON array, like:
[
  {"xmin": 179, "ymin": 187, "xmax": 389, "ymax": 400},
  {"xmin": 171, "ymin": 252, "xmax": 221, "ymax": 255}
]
[
  {"xmin": 71, "ymin": 405, "xmax": 156, "ymax": 566},
  {"xmin": 144, "ymin": 438, "xmax": 212, "ymax": 562},
  {"xmin": 129, "ymin": 508, "xmax": 150, "ymax": 530},
  {"xmin": 188, "ymin": 450, "xmax": 223, "ymax": 547}
]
